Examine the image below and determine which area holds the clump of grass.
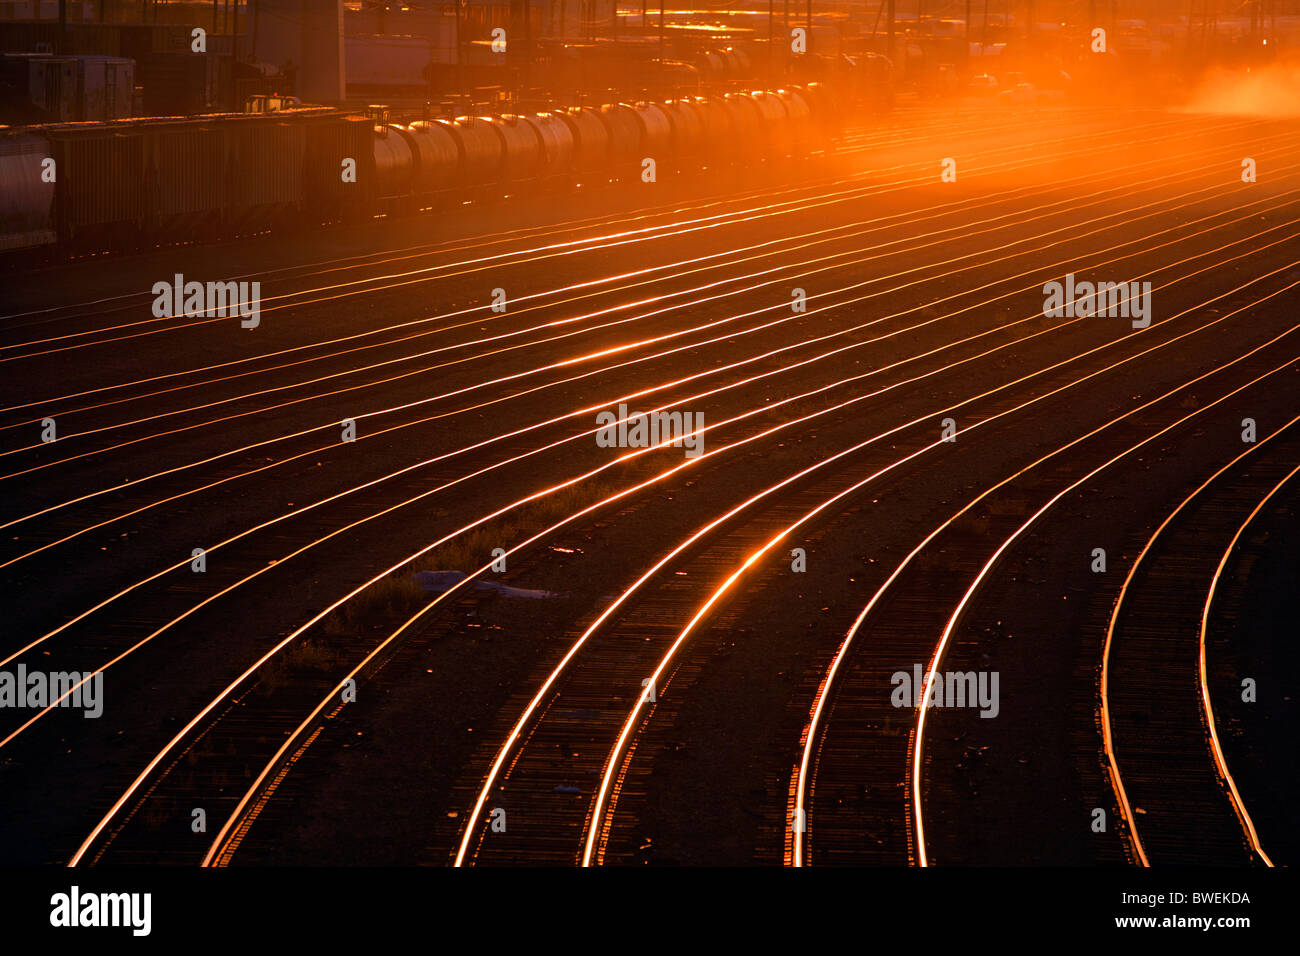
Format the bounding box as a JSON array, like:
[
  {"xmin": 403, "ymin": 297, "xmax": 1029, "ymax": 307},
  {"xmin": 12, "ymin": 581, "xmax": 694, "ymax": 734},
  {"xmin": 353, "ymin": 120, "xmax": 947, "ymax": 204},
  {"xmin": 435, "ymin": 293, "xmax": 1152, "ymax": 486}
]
[
  {"xmin": 421, "ymin": 525, "xmax": 503, "ymax": 574},
  {"xmin": 320, "ymin": 569, "xmax": 424, "ymax": 637},
  {"xmin": 281, "ymin": 634, "xmax": 348, "ymax": 671}
]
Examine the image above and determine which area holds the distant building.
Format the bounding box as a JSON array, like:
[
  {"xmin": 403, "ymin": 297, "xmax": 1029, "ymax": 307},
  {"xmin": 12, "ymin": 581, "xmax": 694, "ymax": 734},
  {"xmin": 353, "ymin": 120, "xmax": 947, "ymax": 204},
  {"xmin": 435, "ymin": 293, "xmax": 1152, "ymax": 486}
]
[
  {"xmin": 253, "ymin": 0, "xmax": 345, "ymax": 103},
  {"xmin": 343, "ymin": 1, "xmax": 616, "ymax": 101}
]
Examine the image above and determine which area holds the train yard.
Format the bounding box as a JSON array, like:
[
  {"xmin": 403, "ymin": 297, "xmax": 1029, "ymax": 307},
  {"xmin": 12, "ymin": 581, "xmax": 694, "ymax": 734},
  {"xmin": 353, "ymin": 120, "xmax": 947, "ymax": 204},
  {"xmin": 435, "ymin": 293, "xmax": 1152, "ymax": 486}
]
[{"xmin": 0, "ymin": 99, "xmax": 1296, "ymax": 875}]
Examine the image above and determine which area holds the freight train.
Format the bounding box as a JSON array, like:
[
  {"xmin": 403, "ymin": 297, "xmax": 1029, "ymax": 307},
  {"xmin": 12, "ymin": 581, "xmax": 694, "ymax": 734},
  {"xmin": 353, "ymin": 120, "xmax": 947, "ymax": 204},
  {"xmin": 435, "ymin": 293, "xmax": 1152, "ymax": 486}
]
[{"xmin": 0, "ymin": 84, "xmax": 839, "ymax": 259}]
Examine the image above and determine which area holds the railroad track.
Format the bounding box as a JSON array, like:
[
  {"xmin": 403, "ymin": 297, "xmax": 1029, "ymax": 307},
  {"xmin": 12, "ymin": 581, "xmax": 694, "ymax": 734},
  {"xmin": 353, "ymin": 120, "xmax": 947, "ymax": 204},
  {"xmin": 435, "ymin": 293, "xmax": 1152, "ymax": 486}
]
[
  {"xmin": 1, "ymin": 105, "xmax": 1296, "ymax": 867},
  {"xmin": 793, "ymin": 308, "xmax": 1300, "ymax": 866},
  {"xmin": 8, "ymin": 120, "xmax": 1283, "ymax": 708},
  {"xmin": 7, "ymin": 120, "xmax": 1288, "ymax": 584},
  {"xmin": 65, "ymin": 187, "xmax": 1300, "ymax": 868},
  {"xmin": 1102, "ymin": 422, "xmax": 1300, "ymax": 866},
  {"xmin": 211, "ymin": 245, "xmax": 1300, "ymax": 868}
]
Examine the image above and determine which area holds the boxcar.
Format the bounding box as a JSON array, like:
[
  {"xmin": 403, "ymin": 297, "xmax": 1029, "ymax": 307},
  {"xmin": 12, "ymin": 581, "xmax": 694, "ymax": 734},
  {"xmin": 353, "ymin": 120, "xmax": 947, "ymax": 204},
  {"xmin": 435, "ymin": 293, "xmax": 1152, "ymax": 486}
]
[
  {"xmin": 0, "ymin": 130, "xmax": 55, "ymax": 251},
  {"xmin": 46, "ymin": 120, "xmax": 147, "ymax": 247},
  {"xmin": 302, "ymin": 112, "xmax": 376, "ymax": 223},
  {"xmin": 142, "ymin": 116, "xmax": 226, "ymax": 239}
]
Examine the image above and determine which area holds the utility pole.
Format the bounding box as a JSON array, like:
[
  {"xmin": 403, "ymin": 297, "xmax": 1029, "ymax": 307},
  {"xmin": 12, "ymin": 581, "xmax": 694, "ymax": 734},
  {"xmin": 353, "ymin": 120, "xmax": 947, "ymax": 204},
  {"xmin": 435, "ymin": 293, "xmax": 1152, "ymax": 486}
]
[
  {"xmin": 229, "ymin": 0, "xmax": 238, "ymax": 112},
  {"xmin": 886, "ymin": 0, "xmax": 894, "ymax": 62},
  {"xmin": 964, "ymin": 0, "xmax": 971, "ymax": 67},
  {"xmin": 455, "ymin": 0, "xmax": 464, "ymax": 97},
  {"xmin": 658, "ymin": 0, "xmax": 665, "ymax": 65},
  {"xmin": 759, "ymin": 0, "xmax": 769, "ymax": 81}
]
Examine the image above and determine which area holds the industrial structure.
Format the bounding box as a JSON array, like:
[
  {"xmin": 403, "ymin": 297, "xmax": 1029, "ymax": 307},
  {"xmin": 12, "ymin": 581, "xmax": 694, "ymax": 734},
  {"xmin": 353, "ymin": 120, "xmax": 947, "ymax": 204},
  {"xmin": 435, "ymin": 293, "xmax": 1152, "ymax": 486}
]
[{"xmin": 3, "ymin": 2, "xmax": 1294, "ymax": 121}]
